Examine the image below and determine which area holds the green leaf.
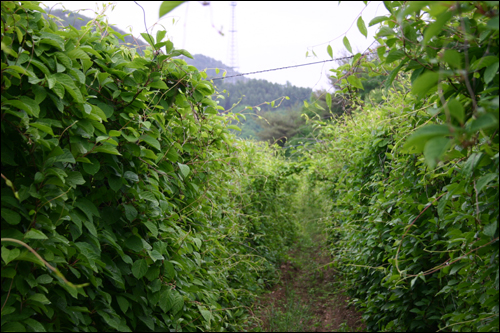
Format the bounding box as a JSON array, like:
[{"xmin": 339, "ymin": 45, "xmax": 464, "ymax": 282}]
[
  {"xmin": 227, "ymin": 125, "xmax": 241, "ymax": 131},
  {"xmin": 446, "ymin": 99, "xmax": 465, "ymax": 124},
  {"xmin": 423, "ymin": 11, "xmax": 453, "ymax": 45},
  {"xmin": 468, "ymin": 113, "xmax": 498, "ymax": 132},
  {"xmin": 159, "ymin": 1, "xmax": 186, "ymax": 18},
  {"xmin": 140, "ymin": 135, "xmax": 161, "ymax": 151},
  {"xmin": 476, "ymin": 173, "xmax": 497, "ymax": 193},
  {"xmin": 52, "ymin": 73, "xmax": 83, "ymax": 103},
  {"xmin": 4, "ymin": 96, "xmax": 40, "ymax": 117},
  {"xmin": 326, "ymin": 93, "xmax": 332, "ymax": 109},
  {"xmin": 411, "ymin": 71, "xmax": 439, "ymax": 98},
  {"xmin": 66, "ymin": 48, "xmax": 91, "ymax": 60},
  {"xmin": 125, "ymin": 235, "xmax": 144, "ymax": 252},
  {"xmin": 171, "ymin": 291, "xmax": 184, "ymax": 314},
  {"xmin": 75, "ymin": 198, "xmax": 101, "ymax": 220},
  {"xmin": 140, "ymin": 33, "xmax": 155, "ymax": 46},
  {"xmin": 66, "ymin": 171, "xmax": 86, "ymax": 188},
  {"xmin": 123, "ymin": 204, "xmax": 138, "ymax": 222},
  {"xmin": 124, "ymin": 171, "xmax": 139, "ymax": 182},
  {"xmin": 108, "ymin": 175, "xmax": 123, "ymax": 192},
  {"xmin": 28, "ymin": 293, "xmax": 51, "ymax": 305},
  {"xmin": 25, "ymin": 229, "xmax": 49, "ymax": 240},
  {"xmin": 148, "ymin": 80, "xmax": 168, "ymax": 89},
  {"xmin": 156, "ymin": 30, "xmax": 167, "ymax": 43},
  {"xmin": 1, "ymin": 208, "xmax": 21, "ymax": 225},
  {"xmin": 93, "ymin": 145, "xmax": 121, "ymax": 155},
  {"xmin": 30, "ymin": 122, "xmax": 54, "ymax": 136},
  {"xmin": 132, "ymin": 259, "xmax": 148, "ymax": 279},
  {"xmin": 178, "ymin": 163, "xmax": 190, "ymax": 178},
  {"xmin": 83, "ymin": 157, "xmax": 100, "ymax": 175},
  {"xmin": 385, "ymin": 62, "xmax": 404, "ymax": 89},
  {"xmin": 443, "ymin": 49, "xmax": 461, "ymax": 69},
  {"xmin": 423, "ymin": 137, "xmax": 452, "ymax": 169},
  {"xmin": 327, "ymin": 45, "xmax": 333, "ymax": 58},
  {"xmin": 369, "ymin": 16, "xmax": 388, "ymax": 26},
  {"xmin": 484, "ymin": 62, "xmax": 499, "ymax": 84},
  {"xmin": 385, "ymin": 50, "xmax": 405, "ymax": 64},
  {"xmin": 403, "ymin": 124, "xmax": 451, "ymax": 153},
  {"xmin": 2, "ymin": 247, "xmax": 20, "ymax": 265},
  {"xmin": 483, "ymin": 222, "xmax": 498, "ymax": 237},
  {"xmin": 116, "ymin": 296, "xmax": 129, "ymax": 314},
  {"xmin": 357, "ymin": 16, "xmax": 367, "ymax": 38},
  {"xmin": 24, "ymin": 318, "xmax": 46, "ymax": 332},
  {"xmin": 470, "ymin": 56, "xmax": 498, "ymax": 71},
  {"xmin": 343, "ymin": 36, "xmax": 353, "ymax": 54},
  {"xmin": 139, "ymin": 191, "xmax": 157, "ymax": 203},
  {"xmin": 159, "ymin": 289, "xmax": 174, "ymax": 312},
  {"xmin": 347, "ymin": 75, "xmax": 364, "ymax": 89}
]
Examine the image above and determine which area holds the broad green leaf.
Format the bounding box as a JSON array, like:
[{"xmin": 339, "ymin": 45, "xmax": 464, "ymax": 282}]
[
  {"xmin": 446, "ymin": 99, "xmax": 465, "ymax": 124},
  {"xmin": 4, "ymin": 96, "xmax": 40, "ymax": 117},
  {"xmin": 357, "ymin": 16, "xmax": 367, "ymax": 38},
  {"xmin": 159, "ymin": 1, "xmax": 186, "ymax": 18},
  {"xmin": 140, "ymin": 135, "xmax": 161, "ymax": 150},
  {"xmin": 468, "ymin": 113, "xmax": 498, "ymax": 132},
  {"xmin": 171, "ymin": 291, "xmax": 184, "ymax": 314},
  {"xmin": 369, "ymin": 15, "xmax": 388, "ymax": 26},
  {"xmin": 470, "ymin": 56, "xmax": 498, "ymax": 71},
  {"xmin": 326, "ymin": 93, "xmax": 332, "ymax": 109},
  {"xmin": 484, "ymin": 62, "xmax": 499, "ymax": 84},
  {"xmin": 159, "ymin": 289, "xmax": 174, "ymax": 312},
  {"xmin": 27, "ymin": 293, "xmax": 51, "ymax": 304},
  {"xmin": 476, "ymin": 173, "xmax": 497, "ymax": 193},
  {"xmin": 411, "ymin": 71, "xmax": 439, "ymax": 98},
  {"xmin": 423, "ymin": 137, "xmax": 452, "ymax": 169},
  {"xmin": 132, "ymin": 259, "xmax": 148, "ymax": 279},
  {"xmin": 124, "ymin": 236, "xmax": 144, "ymax": 254},
  {"xmin": 25, "ymin": 229, "xmax": 49, "ymax": 240},
  {"xmin": 385, "ymin": 50, "xmax": 405, "ymax": 64},
  {"xmin": 139, "ymin": 191, "xmax": 157, "ymax": 203},
  {"xmin": 93, "ymin": 145, "xmax": 121, "ymax": 155},
  {"xmin": 66, "ymin": 171, "xmax": 86, "ymax": 188},
  {"xmin": 108, "ymin": 175, "xmax": 123, "ymax": 192},
  {"xmin": 75, "ymin": 198, "xmax": 101, "ymax": 220},
  {"xmin": 403, "ymin": 124, "xmax": 451, "ymax": 152},
  {"xmin": 66, "ymin": 48, "xmax": 91, "ymax": 60},
  {"xmin": 347, "ymin": 75, "xmax": 364, "ymax": 89},
  {"xmin": 343, "ymin": 36, "xmax": 353, "ymax": 54},
  {"xmin": 1, "ymin": 247, "xmax": 20, "ymax": 265},
  {"xmin": 116, "ymin": 296, "xmax": 129, "ymax": 314},
  {"xmin": 227, "ymin": 125, "xmax": 241, "ymax": 131},
  {"xmin": 82, "ymin": 157, "xmax": 100, "ymax": 175},
  {"xmin": 178, "ymin": 163, "xmax": 190, "ymax": 178},
  {"xmin": 1, "ymin": 208, "xmax": 21, "ymax": 225},
  {"xmin": 140, "ymin": 33, "xmax": 155, "ymax": 46},
  {"xmin": 483, "ymin": 222, "xmax": 498, "ymax": 237},
  {"xmin": 327, "ymin": 45, "xmax": 333, "ymax": 58},
  {"xmin": 123, "ymin": 204, "xmax": 138, "ymax": 222},
  {"xmin": 423, "ymin": 11, "xmax": 453, "ymax": 45},
  {"xmin": 24, "ymin": 318, "xmax": 46, "ymax": 332},
  {"xmin": 156, "ymin": 30, "xmax": 167, "ymax": 43},
  {"xmin": 443, "ymin": 49, "xmax": 461, "ymax": 69},
  {"xmin": 124, "ymin": 171, "xmax": 139, "ymax": 182}
]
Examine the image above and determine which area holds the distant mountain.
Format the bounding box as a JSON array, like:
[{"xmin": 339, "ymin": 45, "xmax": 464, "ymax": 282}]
[
  {"xmin": 43, "ymin": 8, "xmax": 149, "ymax": 55},
  {"xmin": 182, "ymin": 54, "xmax": 247, "ymax": 83}
]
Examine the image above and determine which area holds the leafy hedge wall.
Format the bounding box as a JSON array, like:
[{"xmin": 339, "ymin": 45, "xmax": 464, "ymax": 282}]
[
  {"xmin": 1, "ymin": 2, "xmax": 299, "ymax": 331},
  {"xmin": 302, "ymin": 1, "xmax": 499, "ymax": 332}
]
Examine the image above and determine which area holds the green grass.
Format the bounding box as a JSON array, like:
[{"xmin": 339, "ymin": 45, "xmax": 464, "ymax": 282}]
[{"xmin": 263, "ymin": 286, "xmax": 312, "ymax": 332}]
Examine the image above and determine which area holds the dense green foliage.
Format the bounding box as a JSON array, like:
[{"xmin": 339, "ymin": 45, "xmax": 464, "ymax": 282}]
[
  {"xmin": 301, "ymin": 1, "xmax": 499, "ymax": 331},
  {"xmin": 43, "ymin": 7, "xmax": 149, "ymax": 55},
  {"xmin": 1, "ymin": 2, "xmax": 300, "ymax": 331}
]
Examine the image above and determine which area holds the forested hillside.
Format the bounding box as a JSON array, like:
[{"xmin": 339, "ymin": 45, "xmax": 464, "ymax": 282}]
[{"xmin": 1, "ymin": 1, "xmax": 498, "ymax": 332}]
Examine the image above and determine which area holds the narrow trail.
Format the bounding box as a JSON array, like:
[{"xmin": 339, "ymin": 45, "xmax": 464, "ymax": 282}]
[{"xmin": 248, "ymin": 220, "xmax": 366, "ymax": 332}]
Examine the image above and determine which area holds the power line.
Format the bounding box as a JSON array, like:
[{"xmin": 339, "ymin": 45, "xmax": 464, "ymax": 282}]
[{"xmin": 209, "ymin": 52, "xmax": 375, "ymax": 81}]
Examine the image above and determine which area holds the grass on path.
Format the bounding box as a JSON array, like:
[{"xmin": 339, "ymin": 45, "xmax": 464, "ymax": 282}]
[{"xmin": 246, "ymin": 214, "xmax": 365, "ymax": 332}]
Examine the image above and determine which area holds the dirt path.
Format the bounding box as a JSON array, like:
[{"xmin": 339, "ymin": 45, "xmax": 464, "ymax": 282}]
[{"xmin": 248, "ymin": 228, "xmax": 365, "ymax": 332}]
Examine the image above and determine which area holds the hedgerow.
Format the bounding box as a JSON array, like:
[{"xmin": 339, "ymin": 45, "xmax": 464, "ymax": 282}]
[
  {"xmin": 301, "ymin": 1, "xmax": 498, "ymax": 331},
  {"xmin": 1, "ymin": 2, "xmax": 299, "ymax": 331}
]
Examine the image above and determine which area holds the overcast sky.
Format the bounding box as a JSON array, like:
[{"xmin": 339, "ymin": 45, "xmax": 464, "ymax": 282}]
[{"xmin": 41, "ymin": 1, "xmax": 388, "ymax": 91}]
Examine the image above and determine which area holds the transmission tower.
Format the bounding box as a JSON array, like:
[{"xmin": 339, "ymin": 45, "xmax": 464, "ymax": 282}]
[{"xmin": 227, "ymin": 1, "xmax": 239, "ymax": 83}]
